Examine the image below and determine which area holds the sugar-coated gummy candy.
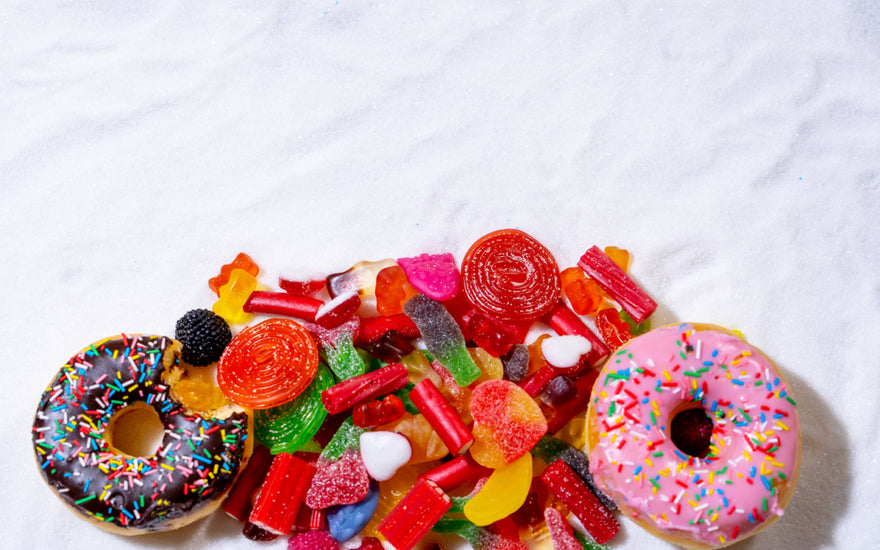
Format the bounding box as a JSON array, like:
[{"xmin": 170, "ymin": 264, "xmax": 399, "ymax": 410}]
[
  {"xmin": 397, "ymin": 253, "xmax": 460, "ymax": 301},
  {"xmin": 403, "ymin": 293, "xmax": 482, "ymax": 386},
  {"xmin": 531, "ymin": 435, "xmax": 616, "ymax": 511},
  {"xmin": 320, "ymin": 417, "xmax": 366, "ymax": 462},
  {"xmin": 360, "ymin": 430, "xmax": 412, "ymax": 481},
  {"xmin": 306, "ymin": 448, "xmax": 371, "ymax": 509},
  {"xmin": 409, "ymin": 378, "xmax": 474, "ymax": 456},
  {"xmin": 501, "ymin": 343, "xmax": 529, "ymax": 381},
  {"xmin": 461, "ymin": 229, "xmax": 561, "ymax": 322},
  {"xmin": 544, "ymin": 507, "xmax": 582, "ymax": 550},
  {"xmin": 377, "ymin": 478, "xmax": 452, "ymax": 550},
  {"xmin": 432, "ymin": 516, "xmax": 528, "ymax": 550},
  {"xmin": 326, "ymin": 479, "xmax": 381, "ymax": 542},
  {"xmin": 217, "ymin": 318, "xmax": 319, "ymax": 409},
  {"xmin": 351, "ymin": 537, "xmax": 384, "ymax": 550},
  {"xmin": 540, "ymin": 459, "xmax": 619, "ymax": 544},
  {"xmin": 463, "ymin": 452, "xmax": 533, "ymax": 526},
  {"xmin": 469, "ymin": 379, "xmax": 547, "ymax": 468},
  {"xmin": 278, "ymin": 276, "xmax": 325, "ymax": 296},
  {"xmin": 577, "ymin": 245, "xmax": 657, "ymax": 323},
  {"xmin": 540, "ymin": 334, "xmax": 592, "ymax": 369},
  {"xmin": 288, "ymin": 530, "xmax": 339, "ymax": 550},
  {"xmin": 313, "ymin": 323, "xmax": 368, "ymax": 381},
  {"xmin": 249, "ymin": 452, "xmax": 316, "ymax": 535}
]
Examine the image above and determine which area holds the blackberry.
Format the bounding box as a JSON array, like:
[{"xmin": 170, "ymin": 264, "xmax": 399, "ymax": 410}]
[{"xmin": 174, "ymin": 309, "xmax": 232, "ymax": 366}]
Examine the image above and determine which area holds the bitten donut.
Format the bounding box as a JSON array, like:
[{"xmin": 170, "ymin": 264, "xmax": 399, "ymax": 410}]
[
  {"xmin": 31, "ymin": 334, "xmax": 253, "ymax": 534},
  {"xmin": 586, "ymin": 323, "xmax": 800, "ymax": 550}
]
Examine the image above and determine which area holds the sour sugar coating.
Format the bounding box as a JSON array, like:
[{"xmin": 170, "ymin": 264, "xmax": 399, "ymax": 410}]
[
  {"xmin": 31, "ymin": 334, "xmax": 251, "ymax": 533},
  {"xmin": 587, "ymin": 323, "xmax": 800, "ymax": 549}
]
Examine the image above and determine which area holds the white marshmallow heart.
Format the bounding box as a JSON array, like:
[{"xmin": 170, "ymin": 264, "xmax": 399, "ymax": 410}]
[
  {"xmin": 541, "ymin": 334, "xmax": 592, "ymax": 368},
  {"xmin": 359, "ymin": 430, "xmax": 412, "ymax": 481}
]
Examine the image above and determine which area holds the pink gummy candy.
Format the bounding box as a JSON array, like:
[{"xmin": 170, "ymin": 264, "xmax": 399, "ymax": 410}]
[
  {"xmin": 305, "ymin": 449, "xmax": 370, "ymax": 509},
  {"xmin": 288, "ymin": 530, "xmax": 338, "ymax": 550},
  {"xmin": 397, "ymin": 253, "xmax": 460, "ymax": 301},
  {"xmin": 544, "ymin": 507, "xmax": 582, "ymax": 550}
]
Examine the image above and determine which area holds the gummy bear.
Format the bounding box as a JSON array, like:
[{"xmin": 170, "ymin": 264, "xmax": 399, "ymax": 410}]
[
  {"xmin": 375, "ymin": 265, "xmax": 419, "ymax": 316},
  {"xmin": 209, "ymin": 252, "xmax": 259, "ymax": 296},
  {"xmin": 560, "ymin": 267, "xmax": 604, "ymax": 316},
  {"xmin": 212, "ymin": 268, "xmax": 258, "ymax": 325}
]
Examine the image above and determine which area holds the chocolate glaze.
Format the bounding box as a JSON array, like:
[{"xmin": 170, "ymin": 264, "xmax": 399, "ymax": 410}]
[{"xmin": 32, "ymin": 334, "xmax": 250, "ymax": 531}]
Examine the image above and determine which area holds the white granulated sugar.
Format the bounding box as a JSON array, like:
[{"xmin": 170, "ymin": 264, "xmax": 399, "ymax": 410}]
[{"xmin": 3, "ymin": 2, "xmax": 878, "ymax": 550}]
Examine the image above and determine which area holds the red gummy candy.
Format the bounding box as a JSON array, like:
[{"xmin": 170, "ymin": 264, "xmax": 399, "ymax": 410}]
[
  {"xmin": 305, "ymin": 449, "xmax": 370, "ymax": 509},
  {"xmin": 279, "ymin": 277, "xmax": 326, "ymax": 296},
  {"xmin": 321, "ymin": 363, "xmax": 409, "ymax": 415},
  {"xmin": 595, "ymin": 307, "xmax": 632, "ymax": 351},
  {"xmin": 288, "ymin": 530, "xmax": 338, "ymax": 550},
  {"xmin": 352, "ymin": 536, "xmax": 384, "ymax": 550},
  {"xmin": 243, "ymin": 290, "xmax": 322, "ymax": 321},
  {"xmin": 222, "ymin": 444, "xmax": 273, "ymax": 521},
  {"xmin": 378, "ymin": 478, "xmax": 452, "ymax": 550},
  {"xmin": 462, "ymin": 308, "xmax": 520, "ymax": 357},
  {"xmin": 544, "ymin": 507, "xmax": 581, "ymax": 550},
  {"xmin": 352, "ymin": 394, "xmax": 407, "ymax": 429},
  {"xmin": 461, "ymin": 229, "xmax": 561, "ymax": 322},
  {"xmin": 315, "ymin": 291, "xmax": 362, "ymax": 329},
  {"xmin": 248, "ymin": 452, "xmax": 316, "ymax": 535}
]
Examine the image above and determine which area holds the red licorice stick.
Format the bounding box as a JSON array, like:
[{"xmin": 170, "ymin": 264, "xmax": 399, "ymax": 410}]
[
  {"xmin": 222, "ymin": 444, "xmax": 274, "ymax": 521},
  {"xmin": 409, "ymin": 378, "xmax": 474, "ymax": 455},
  {"xmin": 243, "ymin": 290, "xmax": 322, "ymax": 321},
  {"xmin": 315, "ymin": 291, "xmax": 362, "ymax": 329},
  {"xmin": 249, "ymin": 452, "xmax": 317, "ymax": 535},
  {"xmin": 358, "ymin": 314, "xmax": 421, "ymax": 344},
  {"xmin": 519, "ymin": 364, "xmax": 561, "ymax": 397},
  {"xmin": 540, "ymin": 459, "xmax": 619, "ymax": 544},
  {"xmin": 418, "ymin": 453, "xmax": 491, "ymax": 492},
  {"xmin": 545, "ymin": 368, "xmax": 600, "ymax": 434},
  {"xmin": 321, "ymin": 363, "xmax": 409, "ymax": 415},
  {"xmin": 578, "ymin": 245, "xmax": 657, "ymax": 323},
  {"xmin": 378, "ymin": 478, "xmax": 452, "ymax": 550},
  {"xmin": 543, "ymin": 299, "xmax": 609, "ymax": 368},
  {"xmin": 278, "ymin": 277, "xmax": 325, "ymax": 296}
]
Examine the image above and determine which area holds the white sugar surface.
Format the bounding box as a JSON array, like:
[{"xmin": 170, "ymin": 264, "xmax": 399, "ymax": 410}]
[{"xmin": 2, "ymin": 2, "xmax": 878, "ymax": 550}]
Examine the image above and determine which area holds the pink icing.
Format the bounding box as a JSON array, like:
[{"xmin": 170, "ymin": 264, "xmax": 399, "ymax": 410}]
[{"xmin": 589, "ymin": 324, "xmax": 799, "ymax": 546}]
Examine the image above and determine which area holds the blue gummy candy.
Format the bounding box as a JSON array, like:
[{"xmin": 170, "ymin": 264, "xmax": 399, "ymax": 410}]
[{"xmin": 326, "ymin": 479, "xmax": 380, "ymax": 542}]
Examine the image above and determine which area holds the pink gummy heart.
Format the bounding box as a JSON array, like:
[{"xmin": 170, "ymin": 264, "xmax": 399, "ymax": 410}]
[
  {"xmin": 305, "ymin": 449, "xmax": 370, "ymax": 509},
  {"xmin": 469, "ymin": 379, "xmax": 547, "ymax": 468},
  {"xmin": 397, "ymin": 253, "xmax": 460, "ymax": 301}
]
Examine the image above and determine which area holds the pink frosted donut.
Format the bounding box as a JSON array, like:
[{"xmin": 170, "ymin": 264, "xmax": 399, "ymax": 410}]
[{"xmin": 586, "ymin": 323, "xmax": 800, "ymax": 550}]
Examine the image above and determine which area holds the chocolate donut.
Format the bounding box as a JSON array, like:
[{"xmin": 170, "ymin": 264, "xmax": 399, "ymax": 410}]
[{"xmin": 31, "ymin": 334, "xmax": 252, "ymax": 534}]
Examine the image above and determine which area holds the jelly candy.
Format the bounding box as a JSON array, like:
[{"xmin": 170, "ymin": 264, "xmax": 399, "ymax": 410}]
[
  {"xmin": 594, "ymin": 308, "xmax": 632, "ymax": 351},
  {"xmin": 578, "ymin": 245, "xmax": 657, "ymax": 323},
  {"xmin": 321, "ymin": 363, "xmax": 409, "ymax": 415},
  {"xmin": 243, "ymin": 290, "xmax": 322, "ymax": 321},
  {"xmin": 603, "ymin": 245, "xmax": 631, "ymax": 271},
  {"xmin": 307, "ymin": 448, "xmax": 371, "ymax": 509},
  {"xmin": 217, "ymin": 318, "xmax": 319, "ymax": 409},
  {"xmin": 419, "ymin": 453, "xmax": 491, "ymax": 492},
  {"xmin": 461, "ymin": 229, "xmax": 561, "ymax": 322},
  {"xmin": 540, "ymin": 459, "xmax": 619, "ymax": 544},
  {"xmin": 315, "ymin": 324, "xmax": 368, "ymax": 381},
  {"xmin": 359, "ymin": 313, "xmax": 421, "ymax": 344},
  {"xmin": 397, "ymin": 252, "xmax": 460, "ymax": 301},
  {"xmin": 544, "ymin": 507, "xmax": 581, "ymax": 550},
  {"xmin": 377, "ymin": 478, "xmax": 452, "ymax": 550},
  {"xmin": 326, "ymin": 258, "xmax": 397, "ymax": 316},
  {"xmin": 432, "ymin": 516, "xmax": 528, "ymax": 550},
  {"xmin": 540, "ymin": 335, "xmax": 592, "ymax": 370},
  {"xmin": 351, "ymin": 537, "xmax": 384, "ymax": 550},
  {"xmin": 213, "ymin": 268, "xmax": 258, "ymax": 324},
  {"xmin": 248, "ymin": 452, "xmax": 316, "ymax": 535},
  {"xmin": 278, "ymin": 276, "xmax": 325, "ymax": 296},
  {"xmin": 542, "ymin": 300, "xmax": 609, "ymax": 368},
  {"xmin": 403, "ymin": 293, "xmax": 482, "ymax": 386},
  {"xmin": 360, "ymin": 430, "xmax": 412, "ymax": 481},
  {"xmin": 462, "ymin": 308, "xmax": 520, "ymax": 357},
  {"xmin": 620, "ymin": 308, "xmax": 651, "ymax": 336},
  {"xmin": 321, "ymin": 417, "xmax": 366, "ymax": 462},
  {"xmin": 375, "ymin": 264, "xmax": 418, "ymax": 316},
  {"xmin": 464, "ymin": 452, "xmax": 533, "ymax": 526},
  {"xmin": 255, "ymin": 363, "xmax": 334, "ymax": 454},
  {"xmin": 377, "ymin": 412, "xmax": 449, "ymax": 464},
  {"xmin": 209, "ymin": 252, "xmax": 259, "ymax": 296},
  {"xmin": 469, "ymin": 347, "xmax": 504, "ymax": 383},
  {"xmin": 410, "ymin": 378, "xmax": 473, "ymax": 456},
  {"xmin": 369, "ymin": 329, "xmax": 416, "ymax": 363},
  {"xmin": 315, "ymin": 291, "xmax": 362, "ymax": 329},
  {"xmin": 326, "ymin": 479, "xmax": 380, "ymax": 542},
  {"xmin": 429, "ymin": 360, "xmax": 473, "ymax": 422},
  {"xmin": 288, "ymin": 530, "xmax": 338, "ymax": 550},
  {"xmin": 501, "ymin": 344, "xmax": 529, "ymax": 382},
  {"xmin": 469, "ymin": 379, "xmax": 547, "ymax": 468},
  {"xmin": 544, "ymin": 368, "xmax": 599, "ymax": 435},
  {"xmin": 535, "ymin": 374, "xmax": 577, "ymax": 421},
  {"xmin": 560, "ymin": 267, "xmax": 604, "ymax": 315},
  {"xmin": 353, "ymin": 394, "xmax": 406, "ymax": 428}
]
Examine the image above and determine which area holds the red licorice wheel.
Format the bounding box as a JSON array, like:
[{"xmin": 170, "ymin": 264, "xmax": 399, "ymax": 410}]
[
  {"xmin": 218, "ymin": 318, "xmax": 319, "ymax": 409},
  {"xmin": 461, "ymin": 229, "xmax": 561, "ymax": 322}
]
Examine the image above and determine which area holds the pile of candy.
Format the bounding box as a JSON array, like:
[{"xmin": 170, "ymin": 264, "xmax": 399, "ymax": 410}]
[{"xmin": 204, "ymin": 229, "xmax": 658, "ymax": 550}]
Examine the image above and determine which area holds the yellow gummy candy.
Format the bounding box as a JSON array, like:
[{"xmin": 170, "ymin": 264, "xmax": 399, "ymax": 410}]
[{"xmin": 463, "ymin": 452, "xmax": 533, "ymax": 526}]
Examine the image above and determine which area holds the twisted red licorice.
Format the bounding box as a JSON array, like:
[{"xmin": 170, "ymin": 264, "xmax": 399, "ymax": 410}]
[
  {"xmin": 218, "ymin": 318, "xmax": 319, "ymax": 409},
  {"xmin": 461, "ymin": 229, "xmax": 561, "ymax": 322}
]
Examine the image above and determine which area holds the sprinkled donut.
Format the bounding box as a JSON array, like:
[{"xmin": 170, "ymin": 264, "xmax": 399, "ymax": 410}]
[
  {"xmin": 31, "ymin": 334, "xmax": 252, "ymax": 534},
  {"xmin": 586, "ymin": 323, "xmax": 800, "ymax": 550}
]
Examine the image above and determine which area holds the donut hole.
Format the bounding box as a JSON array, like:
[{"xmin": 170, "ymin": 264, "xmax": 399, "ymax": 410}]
[
  {"xmin": 106, "ymin": 402, "xmax": 165, "ymax": 458},
  {"xmin": 670, "ymin": 406, "xmax": 714, "ymax": 459}
]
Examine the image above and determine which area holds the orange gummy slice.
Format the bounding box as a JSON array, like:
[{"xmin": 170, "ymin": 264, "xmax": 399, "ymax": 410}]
[{"xmin": 217, "ymin": 318, "xmax": 318, "ymax": 409}]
